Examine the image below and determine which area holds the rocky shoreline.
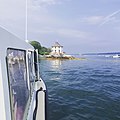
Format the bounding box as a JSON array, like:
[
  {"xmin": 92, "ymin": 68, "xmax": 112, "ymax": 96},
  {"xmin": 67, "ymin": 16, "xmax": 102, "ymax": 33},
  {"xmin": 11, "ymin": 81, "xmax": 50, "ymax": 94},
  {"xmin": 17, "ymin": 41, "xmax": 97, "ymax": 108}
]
[{"xmin": 39, "ymin": 55, "xmax": 86, "ymax": 60}]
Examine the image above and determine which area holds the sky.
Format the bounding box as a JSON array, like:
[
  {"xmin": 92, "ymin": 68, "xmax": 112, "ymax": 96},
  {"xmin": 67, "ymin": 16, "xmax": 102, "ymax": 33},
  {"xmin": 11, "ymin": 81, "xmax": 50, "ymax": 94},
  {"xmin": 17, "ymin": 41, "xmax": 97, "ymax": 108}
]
[{"xmin": 0, "ymin": 0, "xmax": 120, "ymax": 54}]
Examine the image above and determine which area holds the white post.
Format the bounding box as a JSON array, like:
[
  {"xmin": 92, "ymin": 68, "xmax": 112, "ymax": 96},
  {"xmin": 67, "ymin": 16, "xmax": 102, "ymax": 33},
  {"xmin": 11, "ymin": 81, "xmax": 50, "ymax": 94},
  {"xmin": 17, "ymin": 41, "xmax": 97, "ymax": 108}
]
[{"xmin": 25, "ymin": 0, "xmax": 28, "ymax": 41}]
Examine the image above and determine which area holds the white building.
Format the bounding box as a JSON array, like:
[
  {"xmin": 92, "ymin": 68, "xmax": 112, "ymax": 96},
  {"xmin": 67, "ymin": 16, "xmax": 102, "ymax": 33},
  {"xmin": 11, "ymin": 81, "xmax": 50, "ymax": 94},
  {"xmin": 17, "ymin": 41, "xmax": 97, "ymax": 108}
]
[{"xmin": 51, "ymin": 42, "xmax": 63, "ymax": 56}]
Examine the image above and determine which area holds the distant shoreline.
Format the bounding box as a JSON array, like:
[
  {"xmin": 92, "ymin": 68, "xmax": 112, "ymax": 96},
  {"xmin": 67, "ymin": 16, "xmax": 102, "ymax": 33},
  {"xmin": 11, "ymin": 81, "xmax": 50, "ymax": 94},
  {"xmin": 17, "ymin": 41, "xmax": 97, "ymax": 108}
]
[
  {"xmin": 39, "ymin": 56, "xmax": 86, "ymax": 60},
  {"xmin": 82, "ymin": 52, "xmax": 120, "ymax": 56}
]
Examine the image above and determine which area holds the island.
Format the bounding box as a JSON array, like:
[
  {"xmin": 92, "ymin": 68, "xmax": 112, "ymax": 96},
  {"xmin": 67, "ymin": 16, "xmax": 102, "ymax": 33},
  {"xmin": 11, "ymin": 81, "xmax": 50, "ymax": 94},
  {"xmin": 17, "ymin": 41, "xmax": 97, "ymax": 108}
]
[
  {"xmin": 29, "ymin": 41, "xmax": 85, "ymax": 60},
  {"xmin": 41, "ymin": 42, "xmax": 85, "ymax": 60}
]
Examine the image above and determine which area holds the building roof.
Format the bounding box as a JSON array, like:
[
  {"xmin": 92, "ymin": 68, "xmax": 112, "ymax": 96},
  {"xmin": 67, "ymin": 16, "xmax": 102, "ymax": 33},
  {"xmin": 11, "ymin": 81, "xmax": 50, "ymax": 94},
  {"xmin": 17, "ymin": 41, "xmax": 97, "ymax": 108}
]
[{"xmin": 52, "ymin": 42, "xmax": 63, "ymax": 47}]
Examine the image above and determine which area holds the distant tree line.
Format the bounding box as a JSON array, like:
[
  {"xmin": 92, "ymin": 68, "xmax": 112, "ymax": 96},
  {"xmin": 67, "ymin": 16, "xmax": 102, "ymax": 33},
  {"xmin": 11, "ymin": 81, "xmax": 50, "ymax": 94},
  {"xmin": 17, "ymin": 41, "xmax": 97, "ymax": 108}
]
[{"xmin": 29, "ymin": 41, "xmax": 51, "ymax": 55}]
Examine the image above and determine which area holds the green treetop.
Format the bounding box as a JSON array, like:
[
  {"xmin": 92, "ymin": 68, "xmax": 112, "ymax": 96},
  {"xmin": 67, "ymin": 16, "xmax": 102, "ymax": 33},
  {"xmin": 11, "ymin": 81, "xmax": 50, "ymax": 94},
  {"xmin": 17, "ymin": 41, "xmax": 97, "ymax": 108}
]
[{"xmin": 29, "ymin": 40, "xmax": 51, "ymax": 55}]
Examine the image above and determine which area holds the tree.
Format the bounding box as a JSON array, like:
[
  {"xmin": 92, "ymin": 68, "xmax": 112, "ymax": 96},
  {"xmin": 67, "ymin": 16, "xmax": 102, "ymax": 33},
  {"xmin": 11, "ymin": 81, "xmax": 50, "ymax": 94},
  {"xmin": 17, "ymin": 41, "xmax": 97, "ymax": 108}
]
[
  {"xmin": 29, "ymin": 41, "xmax": 41, "ymax": 53},
  {"xmin": 29, "ymin": 41, "xmax": 41, "ymax": 49},
  {"xmin": 29, "ymin": 40, "xmax": 51, "ymax": 55}
]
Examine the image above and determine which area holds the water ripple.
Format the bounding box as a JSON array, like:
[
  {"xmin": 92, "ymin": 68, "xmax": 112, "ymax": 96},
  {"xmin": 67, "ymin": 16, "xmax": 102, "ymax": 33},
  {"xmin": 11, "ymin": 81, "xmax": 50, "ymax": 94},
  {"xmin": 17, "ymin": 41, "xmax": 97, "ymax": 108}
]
[{"xmin": 40, "ymin": 59, "xmax": 120, "ymax": 120}]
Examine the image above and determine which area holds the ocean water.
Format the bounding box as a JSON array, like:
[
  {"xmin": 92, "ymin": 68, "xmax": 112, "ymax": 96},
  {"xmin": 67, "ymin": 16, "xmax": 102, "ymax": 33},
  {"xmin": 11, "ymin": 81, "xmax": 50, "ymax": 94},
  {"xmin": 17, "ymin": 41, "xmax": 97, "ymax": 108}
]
[{"xmin": 39, "ymin": 56, "xmax": 120, "ymax": 120}]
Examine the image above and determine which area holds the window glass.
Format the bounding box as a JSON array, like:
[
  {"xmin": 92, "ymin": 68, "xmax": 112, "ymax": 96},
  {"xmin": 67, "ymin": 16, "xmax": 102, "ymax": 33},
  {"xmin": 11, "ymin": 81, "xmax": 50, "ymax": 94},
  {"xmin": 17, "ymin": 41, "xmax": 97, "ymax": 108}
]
[
  {"xmin": 7, "ymin": 48, "xmax": 29, "ymax": 120},
  {"xmin": 28, "ymin": 52, "xmax": 35, "ymax": 89},
  {"xmin": 34, "ymin": 50, "xmax": 39, "ymax": 79}
]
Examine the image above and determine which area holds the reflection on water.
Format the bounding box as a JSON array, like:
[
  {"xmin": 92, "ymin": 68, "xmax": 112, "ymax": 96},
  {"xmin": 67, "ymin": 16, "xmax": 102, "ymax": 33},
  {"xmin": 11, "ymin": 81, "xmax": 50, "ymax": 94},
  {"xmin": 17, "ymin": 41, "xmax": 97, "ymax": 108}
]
[
  {"xmin": 49, "ymin": 60, "xmax": 62, "ymax": 81},
  {"xmin": 40, "ymin": 57, "xmax": 120, "ymax": 120},
  {"xmin": 40, "ymin": 60, "xmax": 63, "ymax": 81},
  {"xmin": 50, "ymin": 60, "xmax": 62, "ymax": 69}
]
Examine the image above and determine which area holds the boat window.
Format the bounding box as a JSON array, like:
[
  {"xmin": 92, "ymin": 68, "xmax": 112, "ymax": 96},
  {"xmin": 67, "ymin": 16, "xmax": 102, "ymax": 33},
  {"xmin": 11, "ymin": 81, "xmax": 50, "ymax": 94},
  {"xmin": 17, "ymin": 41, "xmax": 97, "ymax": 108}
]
[
  {"xmin": 34, "ymin": 50, "xmax": 39, "ymax": 79},
  {"xmin": 28, "ymin": 51, "xmax": 35, "ymax": 89},
  {"xmin": 7, "ymin": 48, "xmax": 29, "ymax": 120}
]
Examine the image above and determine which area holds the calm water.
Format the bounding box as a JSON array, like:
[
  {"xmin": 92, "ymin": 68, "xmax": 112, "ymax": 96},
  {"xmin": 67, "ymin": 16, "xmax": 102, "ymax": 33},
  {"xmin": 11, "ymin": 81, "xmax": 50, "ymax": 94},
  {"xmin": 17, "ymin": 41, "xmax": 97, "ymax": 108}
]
[{"xmin": 40, "ymin": 56, "xmax": 120, "ymax": 120}]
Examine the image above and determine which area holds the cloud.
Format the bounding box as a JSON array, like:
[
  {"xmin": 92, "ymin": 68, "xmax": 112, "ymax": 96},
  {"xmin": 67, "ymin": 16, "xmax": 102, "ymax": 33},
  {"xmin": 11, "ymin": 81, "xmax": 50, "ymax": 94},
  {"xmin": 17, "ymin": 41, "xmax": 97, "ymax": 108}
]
[
  {"xmin": 57, "ymin": 29, "xmax": 89, "ymax": 39},
  {"xmin": 99, "ymin": 9, "xmax": 120, "ymax": 26},
  {"xmin": 32, "ymin": 0, "xmax": 71, "ymax": 7},
  {"xmin": 0, "ymin": 0, "xmax": 25, "ymax": 19},
  {"xmin": 35, "ymin": 27, "xmax": 90, "ymax": 39},
  {"xmin": 80, "ymin": 16, "xmax": 104, "ymax": 25},
  {"xmin": 78, "ymin": 10, "xmax": 120, "ymax": 27},
  {"xmin": 33, "ymin": 0, "xmax": 58, "ymax": 6},
  {"xmin": 0, "ymin": 0, "xmax": 26, "ymax": 38}
]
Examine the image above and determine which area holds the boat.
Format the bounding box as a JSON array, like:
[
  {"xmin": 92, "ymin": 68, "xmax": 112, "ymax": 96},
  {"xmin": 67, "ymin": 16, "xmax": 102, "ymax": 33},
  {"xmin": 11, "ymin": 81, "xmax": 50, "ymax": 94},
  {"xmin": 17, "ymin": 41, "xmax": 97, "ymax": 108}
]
[
  {"xmin": 0, "ymin": 27, "xmax": 47, "ymax": 120},
  {"xmin": 112, "ymin": 54, "xmax": 120, "ymax": 58}
]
